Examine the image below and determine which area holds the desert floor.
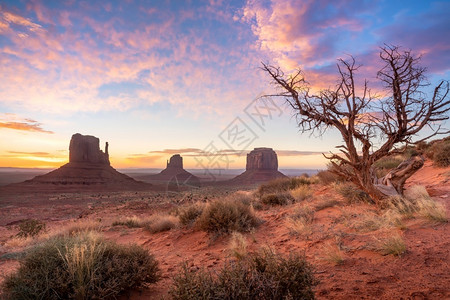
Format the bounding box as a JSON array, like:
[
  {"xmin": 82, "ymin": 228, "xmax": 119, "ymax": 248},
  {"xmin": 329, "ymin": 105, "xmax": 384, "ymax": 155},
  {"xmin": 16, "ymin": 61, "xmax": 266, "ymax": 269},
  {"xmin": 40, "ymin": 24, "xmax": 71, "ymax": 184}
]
[{"xmin": 0, "ymin": 161, "xmax": 449, "ymax": 299}]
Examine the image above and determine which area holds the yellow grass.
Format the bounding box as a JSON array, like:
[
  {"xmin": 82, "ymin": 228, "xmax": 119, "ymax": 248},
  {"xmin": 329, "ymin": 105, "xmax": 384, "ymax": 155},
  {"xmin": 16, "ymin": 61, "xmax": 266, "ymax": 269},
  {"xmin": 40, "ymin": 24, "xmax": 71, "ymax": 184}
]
[{"xmin": 228, "ymin": 231, "xmax": 248, "ymax": 260}]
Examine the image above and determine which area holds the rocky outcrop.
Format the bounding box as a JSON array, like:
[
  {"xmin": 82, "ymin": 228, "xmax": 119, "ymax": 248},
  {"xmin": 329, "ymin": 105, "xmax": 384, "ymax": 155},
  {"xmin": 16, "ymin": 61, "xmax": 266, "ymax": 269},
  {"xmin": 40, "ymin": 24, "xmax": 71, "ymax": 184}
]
[
  {"xmin": 230, "ymin": 148, "xmax": 286, "ymax": 184},
  {"xmin": 139, "ymin": 154, "xmax": 200, "ymax": 189},
  {"xmin": 9, "ymin": 133, "xmax": 151, "ymax": 191},
  {"xmin": 69, "ymin": 133, "xmax": 109, "ymax": 165}
]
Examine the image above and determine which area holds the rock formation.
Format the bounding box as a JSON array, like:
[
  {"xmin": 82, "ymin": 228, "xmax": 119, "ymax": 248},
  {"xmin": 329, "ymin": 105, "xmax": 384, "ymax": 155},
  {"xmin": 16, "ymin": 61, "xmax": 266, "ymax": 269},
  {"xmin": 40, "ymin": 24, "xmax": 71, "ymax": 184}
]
[
  {"xmin": 10, "ymin": 133, "xmax": 151, "ymax": 191},
  {"xmin": 69, "ymin": 133, "xmax": 110, "ymax": 165},
  {"xmin": 139, "ymin": 154, "xmax": 200, "ymax": 189},
  {"xmin": 230, "ymin": 148, "xmax": 286, "ymax": 184}
]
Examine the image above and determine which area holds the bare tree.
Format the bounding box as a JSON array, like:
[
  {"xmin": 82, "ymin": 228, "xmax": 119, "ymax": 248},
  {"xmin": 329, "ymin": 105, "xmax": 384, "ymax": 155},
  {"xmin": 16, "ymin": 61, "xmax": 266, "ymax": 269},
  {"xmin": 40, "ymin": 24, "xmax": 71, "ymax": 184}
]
[{"xmin": 262, "ymin": 45, "xmax": 449, "ymax": 205}]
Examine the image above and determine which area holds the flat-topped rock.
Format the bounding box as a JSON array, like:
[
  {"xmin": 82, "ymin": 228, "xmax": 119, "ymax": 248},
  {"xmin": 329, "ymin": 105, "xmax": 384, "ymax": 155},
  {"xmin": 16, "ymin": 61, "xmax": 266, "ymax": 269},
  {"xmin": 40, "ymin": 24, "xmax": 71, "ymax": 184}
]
[
  {"xmin": 246, "ymin": 147, "xmax": 278, "ymax": 170},
  {"xmin": 69, "ymin": 133, "xmax": 109, "ymax": 165},
  {"xmin": 230, "ymin": 147, "xmax": 286, "ymax": 184}
]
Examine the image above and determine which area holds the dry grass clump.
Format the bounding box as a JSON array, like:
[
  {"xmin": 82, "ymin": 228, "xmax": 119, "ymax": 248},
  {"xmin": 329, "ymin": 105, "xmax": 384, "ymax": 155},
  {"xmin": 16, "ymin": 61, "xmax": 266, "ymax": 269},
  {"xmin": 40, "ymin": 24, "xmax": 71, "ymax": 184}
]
[
  {"xmin": 286, "ymin": 206, "xmax": 315, "ymax": 237},
  {"xmin": 257, "ymin": 176, "xmax": 313, "ymax": 197},
  {"xmin": 196, "ymin": 199, "xmax": 260, "ymax": 235},
  {"xmin": 178, "ymin": 203, "xmax": 205, "ymax": 227},
  {"xmin": 144, "ymin": 214, "xmax": 179, "ymax": 233},
  {"xmin": 260, "ymin": 192, "xmax": 294, "ymax": 206},
  {"xmin": 387, "ymin": 186, "xmax": 448, "ymax": 223},
  {"xmin": 112, "ymin": 216, "xmax": 142, "ymax": 228},
  {"xmin": 375, "ymin": 234, "xmax": 407, "ymax": 256},
  {"xmin": 2, "ymin": 231, "xmax": 160, "ymax": 299},
  {"xmin": 351, "ymin": 210, "xmax": 405, "ymax": 232},
  {"xmin": 290, "ymin": 185, "xmax": 313, "ymax": 202},
  {"xmin": 170, "ymin": 249, "xmax": 317, "ymax": 300},
  {"xmin": 321, "ymin": 243, "xmax": 345, "ymax": 265},
  {"xmin": 373, "ymin": 156, "xmax": 404, "ymax": 177},
  {"xmin": 228, "ymin": 232, "xmax": 248, "ymax": 260},
  {"xmin": 333, "ymin": 182, "xmax": 372, "ymax": 204}
]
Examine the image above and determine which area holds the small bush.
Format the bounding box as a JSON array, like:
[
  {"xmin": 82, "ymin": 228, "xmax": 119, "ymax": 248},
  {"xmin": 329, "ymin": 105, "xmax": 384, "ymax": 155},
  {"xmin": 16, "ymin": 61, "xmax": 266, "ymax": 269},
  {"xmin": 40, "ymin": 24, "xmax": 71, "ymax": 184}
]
[
  {"xmin": 170, "ymin": 249, "xmax": 317, "ymax": 300},
  {"xmin": 373, "ymin": 156, "xmax": 404, "ymax": 178},
  {"xmin": 314, "ymin": 197, "xmax": 339, "ymax": 211},
  {"xmin": 334, "ymin": 182, "xmax": 372, "ymax": 204},
  {"xmin": 16, "ymin": 219, "xmax": 46, "ymax": 238},
  {"xmin": 260, "ymin": 192, "xmax": 293, "ymax": 206},
  {"xmin": 2, "ymin": 232, "xmax": 160, "ymax": 299},
  {"xmin": 257, "ymin": 176, "xmax": 312, "ymax": 197},
  {"xmin": 290, "ymin": 185, "xmax": 313, "ymax": 202},
  {"xmin": 144, "ymin": 215, "xmax": 178, "ymax": 233},
  {"xmin": 286, "ymin": 206, "xmax": 315, "ymax": 237},
  {"xmin": 178, "ymin": 203, "xmax": 204, "ymax": 226},
  {"xmin": 317, "ymin": 170, "xmax": 341, "ymax": 185},
  {"xmin": 197, "ymin": 199, "xmax": 259, "ymax": 235},
  {"xmin": 322, "ymin": 243, "xmax": 345, "ymax": 265},
  {"xmin": 432, "ymin": 142, "xmax": 450, "ymax": 167}
]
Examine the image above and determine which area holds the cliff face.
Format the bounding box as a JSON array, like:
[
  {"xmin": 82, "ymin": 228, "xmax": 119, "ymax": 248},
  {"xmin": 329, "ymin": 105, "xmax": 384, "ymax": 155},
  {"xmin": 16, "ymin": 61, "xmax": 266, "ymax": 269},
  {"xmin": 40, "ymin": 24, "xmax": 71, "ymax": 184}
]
[
  {"xmin": 231, "ymin": 148, "xmax": 286, "ymax": 184},
  {"xmin": 246, "ymin": 148, "xmax": 278, "ymax": 171},
  {"xmin": 69, "ymin": 133, "xmax": 109, "ymax": 165},
  {"xmin": 166, "ymin": 154, "xmax": 183, "ymax": 169}
]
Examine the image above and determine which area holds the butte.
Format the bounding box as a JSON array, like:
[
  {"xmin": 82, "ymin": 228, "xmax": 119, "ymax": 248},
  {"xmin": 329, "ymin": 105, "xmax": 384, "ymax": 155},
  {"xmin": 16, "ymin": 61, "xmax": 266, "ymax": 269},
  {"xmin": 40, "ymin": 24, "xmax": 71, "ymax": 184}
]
[
  {"xmin": 139, "ymin": 154, "xmax": 200, "ymax": 189},
  {"xmin": 230, "ymin": 147, "xmax": 286, "ymax": 184},
  {"xmin": 5, "ymin": 133, "xmax": 151, "ymax": 192}
]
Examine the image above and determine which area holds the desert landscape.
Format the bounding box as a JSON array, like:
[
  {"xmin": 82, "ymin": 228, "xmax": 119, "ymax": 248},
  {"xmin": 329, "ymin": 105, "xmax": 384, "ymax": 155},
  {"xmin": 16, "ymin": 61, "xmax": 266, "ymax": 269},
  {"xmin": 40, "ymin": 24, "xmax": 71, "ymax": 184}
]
[{"xmin": 1, "ymin": 1, "xmax": 450, "ymax": 299}]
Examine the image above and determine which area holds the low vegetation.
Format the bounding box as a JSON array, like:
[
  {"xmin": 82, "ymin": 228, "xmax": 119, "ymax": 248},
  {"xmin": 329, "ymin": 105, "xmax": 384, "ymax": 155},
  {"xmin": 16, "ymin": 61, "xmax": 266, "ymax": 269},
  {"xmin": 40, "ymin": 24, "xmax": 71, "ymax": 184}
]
[
  {"xmin": 375, "ymin": 234, "xmax": 407, "ymax": 256},
  {"xmin": 16, "ymin": 219, "xmax": 46, "ymax": 238},
  {"xmin": 144, "ymin": 214, "xmax": 179, "ymax": 233},
  {"xmin": 196, "ymin": 198, "xmax": 260, "ymax": 235},
  {"xmin": 285, "ymin": 206, "xmax": 315, "ymax": 237},
  {"xmin": 425, "ymin": 138, "xmax": 450, "ymax": 167},
  {"xmin": 170, "ymin": 249, "xmax": 318, "ymax": 300},
  {"xmin": 228, "ymin": 232, "xmax": 248, "ymax": 260},
  {"xmin": 260, "ymin": 192, "xmax": 293, "ymax": 206},
  {"xmin": 257, "ymin": 176, "xmax": 313, "ymax": 197},
  {"xmin": 322, "ymin": 243, "xmax": 345, "ymax": 265},
  {"xmin": 333, "ymin": 182, "xmax": 372, "ymax": 204},
  {"xmin": 178, "ymin": 203, "xmax": 205, "ymax": 227},
  {"xmin": 2, "ymin": 232, "xmax": 160, "ymax": 299}
]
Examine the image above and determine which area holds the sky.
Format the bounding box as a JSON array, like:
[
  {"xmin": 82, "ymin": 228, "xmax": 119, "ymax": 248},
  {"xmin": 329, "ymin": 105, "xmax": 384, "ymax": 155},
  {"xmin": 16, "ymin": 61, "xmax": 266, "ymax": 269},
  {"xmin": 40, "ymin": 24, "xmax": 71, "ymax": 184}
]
[{"xmin": 0, "ymin": 0, "xmax": 449, "ymax": 171}]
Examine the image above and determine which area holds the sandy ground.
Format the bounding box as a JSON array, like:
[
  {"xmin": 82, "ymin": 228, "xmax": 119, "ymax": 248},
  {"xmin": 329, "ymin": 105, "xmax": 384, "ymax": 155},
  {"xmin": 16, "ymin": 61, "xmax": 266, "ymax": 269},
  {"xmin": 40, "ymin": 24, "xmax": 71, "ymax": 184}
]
[{"xmin": 0, "ymin": 161, "xmax": 449, "ymax": 299}]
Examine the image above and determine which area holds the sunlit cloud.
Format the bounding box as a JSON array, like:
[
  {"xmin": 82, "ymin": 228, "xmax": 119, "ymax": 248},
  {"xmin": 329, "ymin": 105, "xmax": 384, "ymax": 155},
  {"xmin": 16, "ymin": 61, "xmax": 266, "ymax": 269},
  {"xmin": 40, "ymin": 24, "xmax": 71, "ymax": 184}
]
[{"xmin": 0, "ymin": 113, "xmax": 53, "ymax": 133}]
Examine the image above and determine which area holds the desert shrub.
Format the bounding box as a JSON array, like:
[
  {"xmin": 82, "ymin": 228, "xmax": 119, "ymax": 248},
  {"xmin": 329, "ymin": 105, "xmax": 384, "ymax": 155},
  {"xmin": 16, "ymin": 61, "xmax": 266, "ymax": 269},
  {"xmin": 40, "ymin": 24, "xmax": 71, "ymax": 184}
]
[
  {"xmin": 178, "ymin": 203, "xmax": 204, "ymax": 226},
  {"xmin": 260, "ymin": 192, "xmax": 293, "ymax": 206},
  {"xmin": 322, "ymin": 243, "xmax": 345, "ymax": 265},
  {"xmin": 376, "ymin": 234, "xmax": 407, "ymax": 256},
  {"xmin": 229, "ymin": 232, "xmax": 248, "ymax": 260},
  {"xmin": 197, "ymin": 199, "xmax": 259, "ymax": 235},
  {"xmin": 432, "ymin": 142, "xmax": 450, "ymax": 167},
  {"xmin": 144, "ymin": 215, "xmax": 179, "ymax": 233},
  {"xmin": 316, "ymin": 170, "xmax": 341, "ymax": 185},
  {"xmin": 2, "ymin": 232, "xmax": 160, "ymax": 299},
  {"xmin": 290, "ymin": 185, "xmax": 313, "ymax": 201},
  {"xmin": 112, "ymin": 216, "xmax": 142, "ymax": 228},
  {"xmin": 16, "ymin": 219, "xmax": 46, "ymax": 238},
  {"xmin": 314, "ymin": 197, "xmax": 340, "ymax": 211},
  {"xmin": 286, "ymin": 206, "xmax": 315, "ymax": 237},
  {"xmin": 170, "ymin": 249, "xmax": 317, "ymax": 300},
  {"xmin": 257, "ymin": 176, "xmax": 312, "ymax": 197},
  {"xmin": 334, "ymin": 182, "xmax": 372, "ymax": 204}
]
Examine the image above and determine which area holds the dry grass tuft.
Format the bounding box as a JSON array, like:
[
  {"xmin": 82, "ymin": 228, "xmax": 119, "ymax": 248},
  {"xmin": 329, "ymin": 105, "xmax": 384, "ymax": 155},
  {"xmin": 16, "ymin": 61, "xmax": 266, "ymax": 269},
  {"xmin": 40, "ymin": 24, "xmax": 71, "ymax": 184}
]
[
  {"xmin": 314, "ymin": 197, "xmax": 340, "ymax": 211},
  {"xmin": 178, "ymin": 203, "xmax": 205, "ymax": 227},
  {"xmin": 333, "ymin": 182, "xmax": 372, "ymax": 204},
  {"xmin": 321, "ymin": 243, "xmax": 345, "ymax": 265},
  {"xmin": 290, "ymin": 185, "xmax": 313, "ymax": 202},
  {"xmin": 112, "ymin": 216, "xmax": 142, "ymax": 228},
  {"xmin": 285, "ymin": 206, "xmax": 315, "ymax": 237},
  {"xmin": 375, "ymin": 234, "xmax": 407, "ymax": 256},
  {"xmin": 229, "ymin": 232, "xmax": 248, "ymax": 260},
  {"xmin": 144, "ymin": 214, "xmax": 179, "ymax": 233}
]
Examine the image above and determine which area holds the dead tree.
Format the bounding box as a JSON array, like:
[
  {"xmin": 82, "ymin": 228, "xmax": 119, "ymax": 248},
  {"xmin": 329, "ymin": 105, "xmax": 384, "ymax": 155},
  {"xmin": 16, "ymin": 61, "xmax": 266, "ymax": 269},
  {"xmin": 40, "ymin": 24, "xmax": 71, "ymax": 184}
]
[{"xmin": 262, "ymin": 45, "xmax": 449, "ymax": 205}]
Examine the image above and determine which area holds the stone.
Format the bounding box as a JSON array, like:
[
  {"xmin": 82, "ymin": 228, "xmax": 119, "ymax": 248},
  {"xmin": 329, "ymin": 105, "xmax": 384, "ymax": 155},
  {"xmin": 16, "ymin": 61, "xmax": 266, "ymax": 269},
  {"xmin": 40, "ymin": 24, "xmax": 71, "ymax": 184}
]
[
  {"xmin": 167, "ymin": 154, "xmax": 183, "ymax": 169},
  {"xmin": 69, "ymin": 133, "xmax": 109, "ymax": 165}
]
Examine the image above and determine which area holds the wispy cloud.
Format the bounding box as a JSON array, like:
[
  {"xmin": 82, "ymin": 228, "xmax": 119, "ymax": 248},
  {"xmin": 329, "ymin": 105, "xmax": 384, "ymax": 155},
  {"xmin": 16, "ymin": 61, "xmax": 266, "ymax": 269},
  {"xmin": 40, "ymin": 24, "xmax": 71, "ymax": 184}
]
[
  {"xmin": 8, "ymin": 151, "xmax": 51, "ymax": 156},
  {"xmin": 0, "ymin": 113, "xmax": 53, "ymax": 133}
]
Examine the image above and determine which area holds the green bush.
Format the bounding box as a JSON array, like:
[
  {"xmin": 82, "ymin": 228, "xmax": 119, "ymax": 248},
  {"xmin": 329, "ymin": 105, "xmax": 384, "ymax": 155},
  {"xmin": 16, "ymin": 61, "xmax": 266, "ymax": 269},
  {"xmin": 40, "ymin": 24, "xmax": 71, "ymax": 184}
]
[
  {"xmin": 170, "ymin": 249, "xmax": 318, "ymax": 300},
  {"xmin": 16, "ymin": 219, "xmax": 46, "ymax": 238},
  {"xmin": 257, "ymin": 176, "xmax": 312, "ymax": 197},
  {"xmin": 260, "ymin": 192, "xmax": 293, "ymax": 206},
  {"xmin": 2, "ymin": 232, "xmax": 160, "ymax": 299},
  {"xmin": 196, "ymin": 199, "xmax": 259, "ymax": 235}
]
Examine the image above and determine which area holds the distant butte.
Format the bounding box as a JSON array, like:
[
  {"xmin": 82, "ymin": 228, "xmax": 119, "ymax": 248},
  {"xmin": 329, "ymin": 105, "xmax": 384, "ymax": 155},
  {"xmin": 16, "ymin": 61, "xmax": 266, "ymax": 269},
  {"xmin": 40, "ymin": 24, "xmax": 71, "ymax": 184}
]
[
  {"xmin": 139, "ymin": 154, "xmax": 200, "ymax": 189},
  {"xmin": 230, "ymin": 147, "xmax": 286, "ymax": 184},
  {"xmin": 5, "ymin": 133, "xmax": 151, "ymax": 192}
]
